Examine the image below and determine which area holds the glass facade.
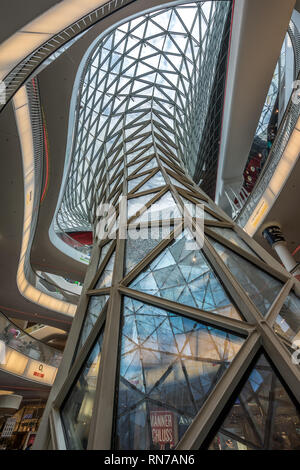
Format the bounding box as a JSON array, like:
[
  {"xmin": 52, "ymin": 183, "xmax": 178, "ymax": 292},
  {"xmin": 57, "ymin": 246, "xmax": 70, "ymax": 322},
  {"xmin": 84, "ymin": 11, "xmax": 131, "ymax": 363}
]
[
  {"xmin": 208, "ymin": 237, "xmax": 283, "ymax": 316},
  {"xmin": 38, "ymin": 1, "xmax": 300, "ymax": 452},
  {"xmin": 130, "ymin": 230, "xmax": 242, "ymax": 320},
  {"xmin": 209, "ymin": 354, "xmax": 300, "ymax": 450},
  {"xmin": 61, "ymin": 329, "xmax": 105, "ymax": 449},
  {"xmin": 77, "ymin": 295, "xmax": 109, "ymax": 351},
  {"xmin": 115, "ymin": 297, "xmax": 244, "ymax": 450},
  {"xmin": 54, "ymin": 1, "xmax": 231, "ymax": 234},
  {"xmin": 274, "ymin": 292, "xmax": 300, "ymax": 354}
]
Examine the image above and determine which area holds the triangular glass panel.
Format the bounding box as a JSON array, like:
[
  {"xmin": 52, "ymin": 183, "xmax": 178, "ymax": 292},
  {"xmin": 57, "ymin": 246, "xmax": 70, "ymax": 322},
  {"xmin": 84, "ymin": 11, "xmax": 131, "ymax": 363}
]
[
  {"xmin": 134, "ymin": 191, "xmax": 181, "ymax": 223},
  {"xmin": 160, "ymin": 159, "xmax": 178, "ymax": 173},
  {"xmin": 125, "ymin": 224, "xmax": 173, "ymax": 274},
  {"xmin": 114, "ymin": 297, "xmax": 244, "ymax": 450},
  {"xmin": 145, "ymin": 19, "xmax": 166, "ymax": 37},
  {"xmin": 136, "ymin": 171, "xmax": 166, "ymax": 193},
  {"xmin": 61, "ymin": 327, "xmax": 105, "ymax": 450},
  {"xmin": 130, "ymin": 230, "xmax": 242, "ymax": 320},
  {"xmin": 208, "ymin": 353, "xmax": 300, "ymax": 450},
  {"xmin": 127, "ymin": 160, "xmax": 146, "ymax": 176},
  {"xmin": 94, "ymin": 251, "xmax": 115, "ymax": 288},
  {"xmin": 169, "ymin": 11, "xmax": 187, "ymax": 34},
  {"xmin": 132, "ymin": 21, "xmax": 146, "ymax": 39},
  {"xmin": 127, "ymin": 150, "xmax": 146, "ymax": 164},
  {"xmin": 77, "ymin": 295, "xmax": 109, "ymax": 352},
  {"xmin": 153, "ymin": 10, "xmax": 172, "ymax": 29},
  {"xmin": 273, "ymin": 291, "xmax": 300, "ymax": 354},
  {"xmin": 128, "ymin": 174, "xmax": 150, "ymax": 193},
  {"xmin": 209, "ymin": 227, "xmax": 260, "ymax": 260},
  {"xmin": 127, "ymin": 193, "xmax": 155, "ymax": 220},
  {"xmin": 138, "ymin": 158, "xmax": 158, "ymax": 173},
  {"xmin": 208, "ymin": 237, "xmax": 283, "ymax": 317},
  {"xmin": 173, "ymin": 35, "xmax": 189, "ymax": 55},
  {"xmin": 98, "ymin": 240, "xmax": 114, "ymax": 269}
]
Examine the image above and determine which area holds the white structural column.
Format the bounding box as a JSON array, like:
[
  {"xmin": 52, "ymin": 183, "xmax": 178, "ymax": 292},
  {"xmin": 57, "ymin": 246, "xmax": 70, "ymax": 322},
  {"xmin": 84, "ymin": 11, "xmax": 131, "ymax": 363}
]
[{"xmin": 262, "ymin": 223, "xmax": 300, "ymax": 295}]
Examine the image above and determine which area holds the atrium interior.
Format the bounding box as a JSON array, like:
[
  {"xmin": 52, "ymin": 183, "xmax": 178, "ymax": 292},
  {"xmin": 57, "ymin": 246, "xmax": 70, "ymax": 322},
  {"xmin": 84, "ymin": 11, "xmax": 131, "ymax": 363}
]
[{"xmin": 0, "ymin": 0, "xmax": 300, "ymax": 452}]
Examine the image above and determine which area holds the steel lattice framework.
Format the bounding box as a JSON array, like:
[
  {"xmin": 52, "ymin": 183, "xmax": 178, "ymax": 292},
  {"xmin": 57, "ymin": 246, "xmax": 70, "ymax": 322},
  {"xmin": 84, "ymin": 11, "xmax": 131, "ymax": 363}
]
[
  {"xmin": 37, "ymin": 1, "xmax": 300, "ymax": 452},
  {"xmin": 55, "ymin": 1, "xmax": 230, "ymax": 233}
]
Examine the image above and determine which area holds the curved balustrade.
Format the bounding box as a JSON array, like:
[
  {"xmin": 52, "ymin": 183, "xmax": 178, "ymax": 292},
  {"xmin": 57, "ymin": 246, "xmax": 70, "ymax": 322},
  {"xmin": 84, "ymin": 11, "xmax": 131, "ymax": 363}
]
[
  {"xmin": 0, "ymin": 311, "xmax": 62, "ymax": 386},
  {"xmin": 32, "ymin": 269, "xmax": 81, "ymax": 303},
  {"xmin": 226, "ymin": 21, "xmax": 300, "ymax": 225},
  {"xmin": 0, "ymin": 0, "xmax": 136, "ymax": 113},
  {"xmin": 236, "ymin": 67, "xmax": 300, "ymax": 229},
  {"xmin": 13, "ymin": 78, "xmax": 77, "ymax": 316}
]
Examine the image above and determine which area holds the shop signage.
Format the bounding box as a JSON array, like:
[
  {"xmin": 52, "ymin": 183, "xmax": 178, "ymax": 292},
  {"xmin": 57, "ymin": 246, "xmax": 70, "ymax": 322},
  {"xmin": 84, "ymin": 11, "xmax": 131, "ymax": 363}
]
[{"xmin": 26, "ymin": 360, "xmax": 57, "ymax": 385}]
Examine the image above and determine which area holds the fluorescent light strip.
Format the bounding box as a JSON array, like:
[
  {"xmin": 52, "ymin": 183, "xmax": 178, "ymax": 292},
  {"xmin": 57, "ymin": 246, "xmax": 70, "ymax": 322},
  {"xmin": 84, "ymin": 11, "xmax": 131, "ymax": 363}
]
[
  {"xmin": 13, "ymin": 86, "xmax": 77, "ymax": 317},
  {"xmin": 244, "ymin": 117, "xmax": 300, "ymax": 236}
]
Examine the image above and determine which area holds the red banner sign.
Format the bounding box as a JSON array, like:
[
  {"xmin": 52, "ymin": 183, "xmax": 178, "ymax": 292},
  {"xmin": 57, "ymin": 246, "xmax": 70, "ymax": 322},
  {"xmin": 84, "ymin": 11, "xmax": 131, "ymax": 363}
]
[{"xmin": 150, "ymin": 411, "xmax": 175, "ymax": 449}]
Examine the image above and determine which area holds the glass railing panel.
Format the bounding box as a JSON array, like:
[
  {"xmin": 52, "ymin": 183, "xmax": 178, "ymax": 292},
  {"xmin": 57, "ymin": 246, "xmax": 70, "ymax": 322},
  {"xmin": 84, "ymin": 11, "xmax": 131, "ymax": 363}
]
[{"xmin": 0, "ymin": 310, "xmax": 62, "ymax": 385}]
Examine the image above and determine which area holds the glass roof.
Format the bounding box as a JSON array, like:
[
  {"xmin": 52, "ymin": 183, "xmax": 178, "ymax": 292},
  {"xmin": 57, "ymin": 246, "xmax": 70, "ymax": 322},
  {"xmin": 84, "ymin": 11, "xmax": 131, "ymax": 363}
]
[{"xmin": 55, "ymin": 1, "xmax": 230, "ymax": 233}]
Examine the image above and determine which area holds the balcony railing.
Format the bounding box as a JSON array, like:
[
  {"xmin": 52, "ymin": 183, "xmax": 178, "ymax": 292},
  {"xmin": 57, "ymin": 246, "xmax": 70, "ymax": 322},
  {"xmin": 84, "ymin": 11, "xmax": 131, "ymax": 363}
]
[
  {"xmin": 0, "ymin": 310, "xmax": 62, "ymax": 385},
  {"xmin": 226, "ymin": 21, "xmax": 300, "ymax": 224},
  {"xmin": 0, "ymin": 0, "xmax": 136, "ymax": 113}
]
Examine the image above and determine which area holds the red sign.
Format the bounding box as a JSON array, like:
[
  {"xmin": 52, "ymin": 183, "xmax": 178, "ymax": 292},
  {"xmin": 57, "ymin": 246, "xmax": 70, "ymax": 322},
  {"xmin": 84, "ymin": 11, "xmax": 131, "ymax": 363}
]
[
  {"xmin": 150, "ymin": 411, "xmax": 175, "ymax": 449},
  {"xmin": 33, "ymin": 371, "xmax": 44, "ymax": 378}
]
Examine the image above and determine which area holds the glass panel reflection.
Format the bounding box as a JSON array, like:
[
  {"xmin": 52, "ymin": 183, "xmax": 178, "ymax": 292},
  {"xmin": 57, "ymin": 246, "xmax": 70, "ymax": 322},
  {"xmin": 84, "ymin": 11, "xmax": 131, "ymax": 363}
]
[
  {"xmin": 181, "ymin": 196, "xmax": 218, "ymax": 221},
  {"xmin": 169, "ymin": 175, "xmax": 189, "ymax": 190},
  {"xmin": 127, "ymin": 193, "xmax": 155, "ymax": 219},
  {"xmin": 128, "ymin": 174, "xmax": 149, "ymax": 192},
  {"xmin": 137, "ymin": 171, "xmax": 166, "ymax": 192},
  {"xmin": 98, "ymin": 240, "xmax": 113, "ymax": 269},
  {"xmin": 95, "ymin": 251, "xmax": 115, "ymax": 288},
  {"xmin": 78, "ymin": 295, "xmax": 109, "ymax": 352},
  {"xmin": 209, "ymin": 354, "xmax": 300, "ymax": 450},
  {"xmin": 115, "ymin": 297, "xmax": 244, "ymax": 450},
  {"xmin": 62, "ymin": 329, "xmax": 105, "ymax": 449},
  {"xmin": 209, "ymin": 227, "xmax": 260, "ymax": 259},
  {"xmin": 274, "ymin": 292, "xmax": 300, "ymax": 354},
  {"xmin": 125, "ymin": 225, "xmax": 173, "ymax": 274},
  {"xmin": 130, "ymin": 231, "xmax": 242, "ymax": 320},
  {"xmin": 128, "ymin": 158, "xmax": 157, "ymax": 176},
  {"xmin": 208, "ymin": 237, "xmax": 283, "ymax": 316},
  {"xmin": 134, "ymin": 191, "xmax": 181, "ymax": 223}
]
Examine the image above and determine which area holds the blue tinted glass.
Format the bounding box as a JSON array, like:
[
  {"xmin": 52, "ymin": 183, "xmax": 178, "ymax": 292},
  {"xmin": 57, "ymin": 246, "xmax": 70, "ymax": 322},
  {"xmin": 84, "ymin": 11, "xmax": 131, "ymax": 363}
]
[
  {"xmin": 209, "ymin": 354, "xmax": 300, "ymax": 450},
  {"xmin": 130, "ymin": 231, "xmax": 241, "ymax": 320},
  {"xmin": 115, "ymin": 297, "xmax": 244, "ymax": 450},
  {"xmin": 208, "ymin": 237, "xmax": 283, "ymax": 316}
]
